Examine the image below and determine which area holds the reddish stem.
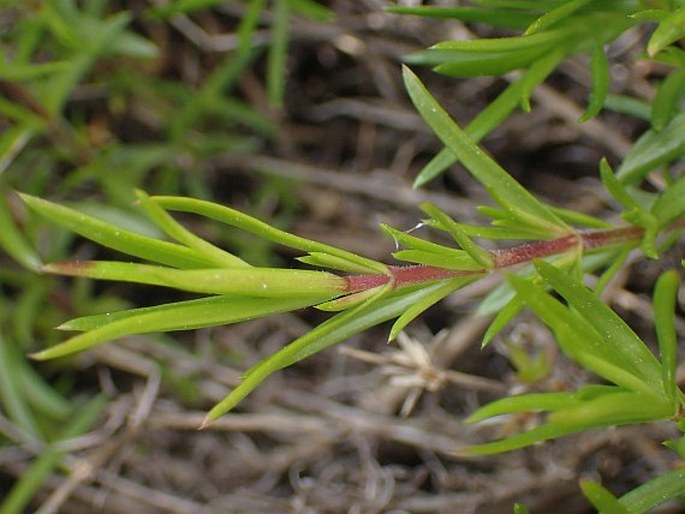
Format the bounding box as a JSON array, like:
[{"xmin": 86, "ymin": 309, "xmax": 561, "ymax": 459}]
[{"xmin": 343, "ymin": 225, "xmax": 645, "ymax": 293}]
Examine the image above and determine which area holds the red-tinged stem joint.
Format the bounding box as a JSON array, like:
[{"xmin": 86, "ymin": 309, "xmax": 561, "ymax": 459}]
[{"xmin": 343, "ymin": 225, "xmax": 645, "ymax": 294}]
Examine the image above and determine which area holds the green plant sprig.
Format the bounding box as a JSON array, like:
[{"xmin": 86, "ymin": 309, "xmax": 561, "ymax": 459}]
[
  {"xmin": 21, "ymin": 193, "xmax": 664, "ymax": 424},
  {"xmin": 21, "ymin": 68, "xmax": 684, "ymax": 433}
]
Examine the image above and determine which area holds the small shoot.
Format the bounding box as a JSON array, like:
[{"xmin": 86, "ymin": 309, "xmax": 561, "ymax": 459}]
[{"xmin": 420, "ymin": 202, "xmax": 494, "ymax": 269}]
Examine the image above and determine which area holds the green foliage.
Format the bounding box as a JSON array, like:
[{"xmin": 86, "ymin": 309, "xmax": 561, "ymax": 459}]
[
  {"xmin": 2, "ymin": 1, "xmax": 684, "ymax": 512},
  {"xmin": 464, "ymin": 264, "xmax": 681, "ymax": 454},
  {"xmin": 391, "ymin": 0, "xmax": 685, "ymax": 186}
]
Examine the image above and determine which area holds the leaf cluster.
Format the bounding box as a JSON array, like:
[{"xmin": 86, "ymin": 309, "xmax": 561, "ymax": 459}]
[{"xmin": 389, "ymin": 0, "xmax": 685, "ymax": 188}]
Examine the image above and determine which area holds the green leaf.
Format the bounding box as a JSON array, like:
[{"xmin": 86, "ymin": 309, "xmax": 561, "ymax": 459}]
[
  {"xmin": 41, "ymin": 11, "xmax": 133, "ymax": 114},
  {"xmin": 423, "ymin": 46, "xmax": 551, "ymax": 77},
  {"xmin": 513, "ymin": 504, "xmax": 531, "ymax": 514},
  {"xmin": 548, "ymin": 205, "xmax": 612, "ymax": 228},
  {"xmin": 653, "ymin": 270, "xmax": 680, "ymax": 407},
  {"xmin": 21, "ymin": 194, "xmax": 216, "ymax": 269},
  {"xmin": 389, "ymin": 276, "xmax": 477, "ymax": 340},
  {"xmin": 413, "ymin": 49, "xmax": 564, "ymax": 187},
  {"xmin": 618, "ymin": 468, "xmax": 685, "ymax": 512},
  {"xmin": 203, "ymin": 283, "xmax": 392, "ymax": 423},
  {"xmin": 524, "ymin": 0, "xmax": 594, "ymax": 35},
  {"xmin": 651, "ymin": 175, "xmax": 685, "ymax": 228},
  {"xmin": 548, "ymin": 390, "xmax": 671, "ymax": 426},
  {"xmin": 648, "ymin": 6, "xmax": 685, "ymax": 56},
  {"xmin": 153, "ymin": 195, "xmax": 387, "ymax": 273},
  {"xmin": 651, "ymin": 69, "xmax": 685, "ymax": 131},
  {"xmin": 267, "ymin": 0, "xmax": 289, "ymax": 107},
  {"xmin": 431, "ymin": 29, "xmax": 573, "ymax": 53},
  {"xmin": 402, "ymin": 66, "xmax": 569, "ymax": 237},
  {"xmin": 508, "ymin": 270, "xmax": 655, "ymax": 395},
  {"xmin": 32, "ymin": 294, "xmax": 326, "ymax": 360},
  {"xmin": 0, "ymin": 332, "xmax": 39, "ymax": 436},
  {"xmin": 420, "ymin": 203, "xmax": 495, "ymax": 268},
  {"xmin": 616, "ymin": 111, "xmax": 685, "ymax": 185},
  {"xmin": 315, "ymin": 285, "xmax": 385, "ymax": 312},
  {"xmin": 0, "ymin": 189, "xmax": 41, "ymax": 270},
  {"xmin": 580, "ymin": 480, "xmax": 631, "ymax": 514},
  {"xmin": 481, "ymin": 295, "xmax": 523, "ymax": 347},
  {"xmin": 135, "ymin": 190, "xmax": 250, "ymax": 269},
  {"xmin": 599, "ymin": 159, "xmax": 658, "ymax": 258},
  {"xmin": 297, "ymin": 252, "xmax": 382, "ymax": 274},
  {"xmin": 289, "ymin": 0, "xmax": 335, "ymax": 21},
  {"xmin": 534, "ymin": 261, "xmax": 663, "ymax": 390},
  {"xmin": 462, "ymin": 422, "xmax": 589, "ymax": 455},
  {"xmin": 465, "ymin": 389, "xmax": 671, "ymax": 455},
  {"xmin": 392, "ymin": 249, "xmax": 484, "ymax": 271},
  {"xmin": 42, "ymin": 260, "xmax": 345, "ymax": 298},
  {"xmin": 467, "ymin": 390, "xmax": 583, "ymax": 423},
  {"xmin": 604, "ymin": 94, "xmax": 652, "ymax": 121},
  {"xmin": 203, "ymin": 281, "xmax": 458, "ymax": 424},
  {"xmin": 578, "ymin": 38, "xmax": 609, "ymax": 122}
]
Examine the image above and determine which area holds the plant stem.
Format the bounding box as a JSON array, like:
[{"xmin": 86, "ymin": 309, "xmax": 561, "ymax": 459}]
[{"xmin": 344, "ymin": 225, "xmax": 645, "ymax": 293}]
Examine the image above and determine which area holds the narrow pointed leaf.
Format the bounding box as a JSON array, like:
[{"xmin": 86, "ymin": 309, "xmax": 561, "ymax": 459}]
[
  {"xmin": 203, "ymin": 281, "xmax": 457, "ymax": 424},
  {"xmin": 413, "ymin": 51, "xmax": 563, "ymax": 187},
  {"xmin": 420, "ymin": 203, "xmax": 494, "ymax": 268},
  {"xmin": 647, "ymin": 7, "xmax": 685, "ymax": 56},
  {"xmin": 481, "ymin": 295, "xmax": 523, "ymax": 347},
  {"xmin": 616, "ymin": 111, "xmax": 685, "ymax": 185},
  {"xmin": 525, "ymin": 0, "xmax": 593, "ymax": 35},
  {"xmin": 135, "ymin": 190, "xmax": 250, "ymax": 268},
  {"xmin": 651, "ymin": 69, "xmax": 685, "ymax": 131},
  {"xmin": 315, "ymin": 286, "xmax": 385, "ymax": 312},
  {"xmin": 297, "ymin": 252, "xmax": 381, "ymax": 274},
  {"xmin": 618, "ymin": 468, "xmax": 685, "ymax": 512},
  {"xmin": 392, "ymin": 249, "xmax": 484, "ymax": 271},
  {"xmin": 548, "ymin": 391, "xmax": 671, "ymax": 426},
  {"xmin": 578, "ymin": 39, "xmax": 609, "ymax": 122},
  {"xmin": 21, "ymin": 194, "xmax": 215, "ymax": 269},
  {"xmin": 58, "ymin": 295, "xmax": 247, "ymax": 332},
  {"xmin": 466, "ymin": 391, "xmax": 582, "ymax": 423},
  {"xmin": 534, "ymin": 261, "xmax": 662, "ymax": 388},
  {"xmin": 389, "ymin": 277, "xmax": 476, "ymax": 340},
  {"xmin": 651, "ymin": 175, "xmax": 685, "ymax": 228},
  {"xmin": 32, "ymin": 295, "xmax": 325, "ymax": 360},
  {"xmin": 43, "ymin": 260, "xmax": 346, "ymax": 298},
  {"xmin": 153, "ymin": 195, "xmax": 387, "ymax": 273},
  {"xmin": 203, "ymin": 284, "xmax": 392, "ymax": 424},
  {"xmin": 580, "ymin": 480, "xmax": 631, "ymax": 514},
  {"xmin": 653, "ymin": 270, "xmax": 680, "ymax": 406},
  {"xmin": 403, "ymin": 66, "xmax": 569, "ymax": 237},
  {"xmin": 462, "ymin": 422, "xmax": 589, "ymax": 455},
  {"xmin": 0, "ymin": 190, "xmax": 41, "ymax": 270}
]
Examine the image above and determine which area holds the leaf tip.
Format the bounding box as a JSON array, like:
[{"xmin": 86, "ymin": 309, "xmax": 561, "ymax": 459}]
[
  {"xmin": 198, "ymin": 415, "xmax": 211, "ymax": 430},
  {"xmin": 42, "ymin": 260, "xmax": 96, "ymax": 275}
]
